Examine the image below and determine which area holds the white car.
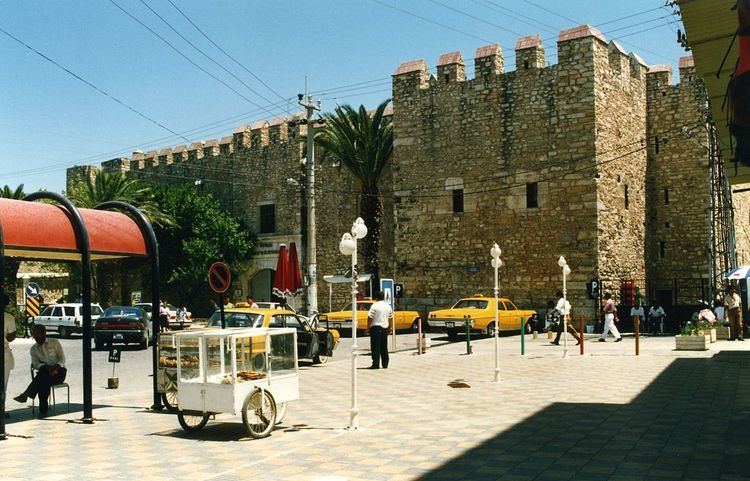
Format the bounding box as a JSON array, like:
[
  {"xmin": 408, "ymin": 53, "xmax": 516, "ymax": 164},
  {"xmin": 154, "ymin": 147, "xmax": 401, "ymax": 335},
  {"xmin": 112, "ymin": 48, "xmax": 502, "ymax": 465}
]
[{"xmin": 33, "ymin": 303, "xmax": 104, "ymax": 338}]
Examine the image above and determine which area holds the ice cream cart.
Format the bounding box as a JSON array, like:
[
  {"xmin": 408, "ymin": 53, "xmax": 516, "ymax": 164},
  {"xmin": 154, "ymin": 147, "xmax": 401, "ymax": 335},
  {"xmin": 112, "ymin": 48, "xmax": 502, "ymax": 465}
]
[{"xmin": 174, "ymin": 327, "xmax": 299, "ymax": 438}]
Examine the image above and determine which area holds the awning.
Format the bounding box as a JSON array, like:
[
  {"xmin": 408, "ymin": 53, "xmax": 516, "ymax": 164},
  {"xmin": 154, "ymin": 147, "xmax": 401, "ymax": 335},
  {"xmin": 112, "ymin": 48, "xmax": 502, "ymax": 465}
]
[
  {"xmin": 679, "ymin": 0, "xmax": 746, "ymax": 183},
  {"xmin": 724, "ymin": 265, "xmax": 750, "ymax": 279},
  {"xmin": 323, "ymin": 274, "xmax": 372, "ymax": 284},
  {"xmin": 0, "ymin": 198, "xmax": 148, "ymax": 260}
]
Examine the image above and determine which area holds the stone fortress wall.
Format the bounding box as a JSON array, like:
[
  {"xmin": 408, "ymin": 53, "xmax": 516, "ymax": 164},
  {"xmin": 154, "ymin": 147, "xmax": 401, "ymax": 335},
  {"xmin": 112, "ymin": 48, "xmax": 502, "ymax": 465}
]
[{"xmin": 67, "ymin": 24, "xmax": 741, "ymax": 318}]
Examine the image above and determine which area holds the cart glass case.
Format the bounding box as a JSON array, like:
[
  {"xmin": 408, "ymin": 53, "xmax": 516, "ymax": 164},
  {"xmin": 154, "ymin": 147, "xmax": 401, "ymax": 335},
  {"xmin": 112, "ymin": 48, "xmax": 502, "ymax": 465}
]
[{"xmin": 175, "ymin": 328, "xmax": 298, "ymax": 415}]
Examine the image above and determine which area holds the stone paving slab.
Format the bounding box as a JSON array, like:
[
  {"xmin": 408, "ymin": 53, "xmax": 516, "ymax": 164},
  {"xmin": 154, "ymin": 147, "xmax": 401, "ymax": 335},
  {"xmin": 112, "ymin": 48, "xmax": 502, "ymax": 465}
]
[{"xmin": 1, "ymin": 334, "xmax": 749, "ymax": 480}]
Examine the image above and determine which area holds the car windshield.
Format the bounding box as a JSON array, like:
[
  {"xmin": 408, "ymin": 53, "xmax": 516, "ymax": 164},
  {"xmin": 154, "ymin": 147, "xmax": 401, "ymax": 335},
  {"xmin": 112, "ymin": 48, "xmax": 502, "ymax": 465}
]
[
  {"xmin": 207, "ymin": 311, "xmax": 263, "ymax": 328},
  {"xmin": 103, "ymin": 307, "xmax": 142, "ymax": 318},
  {"xmin": 342, "ymin": 303, "xmax": 371, "ymax": 311},
  {"xmin": 452, "ymin": 299, "xmax": 489, "ymax": 309}
]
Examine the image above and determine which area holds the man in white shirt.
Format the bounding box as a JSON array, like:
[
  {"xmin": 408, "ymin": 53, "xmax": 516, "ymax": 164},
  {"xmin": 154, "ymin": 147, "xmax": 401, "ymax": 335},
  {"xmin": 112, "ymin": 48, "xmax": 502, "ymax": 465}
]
[
  {"xmin": 2, "ymin": 292, "xmax": 16, "ymax": 419},
  {"xmin": 724, "ymin": 285, "xmax": 744, "ymax": 341},
  {"xmin": 630, "ymin": 300, "xmax": 646, "ymax": 334},
  {"xmin": 367, "ymin": 291, "xmax": 393, "ymax": 369},
  {"xmin": 551, "ymin": 291, "xmax": 580, "ymax": 346},
  {"xmin": 600, "ymin": 292, "xmax": 623, "ymax": 342},
  {"xmin": 13, "ymin": 324, "xmax": 66, "ymax": 418},
  {"xmin": 648, "ymin": 303, "xmax": 666, "ymax": 334}
]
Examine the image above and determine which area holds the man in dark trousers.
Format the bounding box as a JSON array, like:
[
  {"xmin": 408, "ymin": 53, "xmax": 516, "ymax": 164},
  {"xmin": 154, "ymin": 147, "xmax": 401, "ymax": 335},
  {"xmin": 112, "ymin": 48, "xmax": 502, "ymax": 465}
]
[
  {"xmin": 13, "ymin": 324, "xmax": 66, "ymax": 418},
  {"xmin": 551, "ymin": 291, "xmax": 581, "ymax": 346},
  {"xmin": 367, "ymin": 291, "xmax": 393, "ymax": 369}
]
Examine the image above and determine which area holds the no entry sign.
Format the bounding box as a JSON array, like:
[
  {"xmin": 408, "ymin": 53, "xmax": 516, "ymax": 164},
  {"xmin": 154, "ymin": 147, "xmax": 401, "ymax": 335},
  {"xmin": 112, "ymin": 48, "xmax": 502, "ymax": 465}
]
[{"xmin": 208, "ymin": 262, "xmax": 232, "ymax": 293}]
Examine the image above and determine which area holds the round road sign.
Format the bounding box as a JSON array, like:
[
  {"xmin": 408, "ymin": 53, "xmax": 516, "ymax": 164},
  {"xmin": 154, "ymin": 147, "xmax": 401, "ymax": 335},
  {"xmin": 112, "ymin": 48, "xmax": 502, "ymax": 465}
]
[{"xmin": 208, "ymin": 262, "xmax": 232, "ymax": 294}]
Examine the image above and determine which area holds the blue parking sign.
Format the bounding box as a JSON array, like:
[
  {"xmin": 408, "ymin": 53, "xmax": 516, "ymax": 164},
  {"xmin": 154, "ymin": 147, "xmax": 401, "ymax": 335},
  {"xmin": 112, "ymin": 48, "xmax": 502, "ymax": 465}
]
[{"xmin": 380, "ymin": 278, "xmax": 395, "ymax": 312}]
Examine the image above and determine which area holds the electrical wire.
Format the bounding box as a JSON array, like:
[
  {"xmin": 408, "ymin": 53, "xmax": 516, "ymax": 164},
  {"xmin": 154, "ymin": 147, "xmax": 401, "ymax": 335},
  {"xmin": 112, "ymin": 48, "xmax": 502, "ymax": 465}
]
[
  {"xmin": 0, "ymin": 27, "xmax": 189, "ymax": 143},
  {"xmin": 108, "ymin": 0, "xmax": 277, "ymax": 115},
  {"xmin": 165, "ymin": 0, "xmax": 289, "ymax": 105},
  {"xmin": 138, "ymin": 0, "xmax": 289, "ymax": 116}
]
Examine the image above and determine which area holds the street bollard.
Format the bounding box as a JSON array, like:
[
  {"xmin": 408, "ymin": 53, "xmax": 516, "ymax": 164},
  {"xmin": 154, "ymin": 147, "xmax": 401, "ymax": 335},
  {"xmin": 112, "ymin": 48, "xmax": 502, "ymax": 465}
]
[
  {"xmin": 634, "ymin": 316, "xmax": 640, "ymax": 356},
  {"xmin": 579, "ymin": 316, "xmax": 585, "ymax": 356},
  {"xmin": 520, "ymin": 317, "xmax": 526, "ymax": 355},
  {"xmin": 417, "ymin": 317, "xmax": 423, "ymax": 355},
  {"xmin": 465, "ymin": 315, "xmax": 472, "ymax": 355}
]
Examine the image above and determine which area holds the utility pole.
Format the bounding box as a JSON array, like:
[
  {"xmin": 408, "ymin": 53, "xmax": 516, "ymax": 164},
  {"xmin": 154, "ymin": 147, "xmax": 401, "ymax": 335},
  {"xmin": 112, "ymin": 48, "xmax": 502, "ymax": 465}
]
[{"xmin": 298, "ymin": 92, "xmax": 322, "ymax": 317}]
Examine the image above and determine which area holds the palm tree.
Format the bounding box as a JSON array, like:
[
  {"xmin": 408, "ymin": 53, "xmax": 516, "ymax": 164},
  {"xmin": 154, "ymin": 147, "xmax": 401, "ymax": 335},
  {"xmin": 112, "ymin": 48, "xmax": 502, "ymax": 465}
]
[
  {"xmin": 68, "ymin": 170, "xmax": 173, "ymax": 227},
  {"xmin": 315, "ymin": 99, "xmax": 393, "ymax": 287},
  {"xmin": 1, "ymin": 184, "xmax": 25, "ymax": 199}
]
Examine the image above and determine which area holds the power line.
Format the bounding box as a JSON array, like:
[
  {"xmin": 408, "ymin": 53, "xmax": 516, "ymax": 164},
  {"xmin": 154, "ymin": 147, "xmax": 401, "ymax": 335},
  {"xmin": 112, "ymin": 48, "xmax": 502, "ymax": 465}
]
[
  {"xmin": 108, "ymin": 0, "xmax": 277, "ymax": 115},
  {"xmin": 428, "ymin": 0, "xmax": 523, "ymax": 37},
  {"xmin": 165, "ymin": 0, "xmax": 289, "ymax": 105},
  {"xmin": 138, "ymin": 0, "xmax": 288, "ymax": 117},
  {"xmin": 369, "ymin": 0, "xmax": 494, "ymax": 44},
  {"xmin": 0, "ymin": 27, "xmax": 189, "ymax": 143}
]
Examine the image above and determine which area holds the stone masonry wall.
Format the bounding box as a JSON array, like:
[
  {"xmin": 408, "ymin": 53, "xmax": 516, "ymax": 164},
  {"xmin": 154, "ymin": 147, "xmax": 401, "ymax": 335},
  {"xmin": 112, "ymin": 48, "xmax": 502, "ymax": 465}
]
[
  {"xmin": 732, "ymin": 188, "xmax": 750, "ymax": 266},
  {"xmin": 645, "ymin": 60, "xmax": 712, "ymax": 284}
]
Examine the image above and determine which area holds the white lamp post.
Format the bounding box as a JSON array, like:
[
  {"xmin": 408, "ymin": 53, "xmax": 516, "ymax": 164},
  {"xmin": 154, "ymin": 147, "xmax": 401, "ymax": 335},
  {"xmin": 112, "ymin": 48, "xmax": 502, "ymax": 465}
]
[
  {"xmin": 558, "ymin": 256, "xmax": 572, "ymax": 358},
  {"xmin": 490, "ymin": 243, "xmax": 502, "ymax": 382},
  {"xmin": 339, "ymin": 217, "xmax": 367, "ymax": 429}
]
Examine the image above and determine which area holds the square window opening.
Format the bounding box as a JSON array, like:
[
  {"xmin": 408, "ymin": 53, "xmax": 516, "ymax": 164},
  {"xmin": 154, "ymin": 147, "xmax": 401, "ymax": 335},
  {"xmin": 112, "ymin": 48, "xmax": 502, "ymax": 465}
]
[{"xmin": 259, "ymin": 204, "xmax": 276, "ymax": 234}]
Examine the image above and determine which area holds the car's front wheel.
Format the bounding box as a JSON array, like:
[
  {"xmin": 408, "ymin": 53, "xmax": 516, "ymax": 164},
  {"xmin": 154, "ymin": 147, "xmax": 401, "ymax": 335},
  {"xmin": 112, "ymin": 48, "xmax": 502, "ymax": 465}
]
[
  {"xmin": 486, "ymin": 322, "xmax": 497, "ymax": 337},
  {"xmin": 312, "ymin": 353, "xmax": 328, "ymax": 364}
]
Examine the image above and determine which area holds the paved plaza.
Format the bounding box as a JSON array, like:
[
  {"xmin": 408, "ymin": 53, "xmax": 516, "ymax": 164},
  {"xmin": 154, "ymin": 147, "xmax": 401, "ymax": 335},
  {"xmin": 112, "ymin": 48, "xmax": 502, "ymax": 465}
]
[{"xmin": 2, "ymin": 332, "xmax": 749, "ymax": 481}]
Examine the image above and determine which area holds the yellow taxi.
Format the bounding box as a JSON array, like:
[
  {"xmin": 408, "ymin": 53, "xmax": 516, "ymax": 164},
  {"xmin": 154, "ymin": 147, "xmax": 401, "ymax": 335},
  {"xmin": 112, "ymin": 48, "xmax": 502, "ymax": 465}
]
[
  {"xmin": 427, "ymin": 295, "xmax": 537, "ymax": 339},
  {"xmin": 204, "ymin": 308, "xmax": 339, "ymax": 364},
  {"xmin": 320, "ymin": 299, "xmax": 421, "ymax": 334}
]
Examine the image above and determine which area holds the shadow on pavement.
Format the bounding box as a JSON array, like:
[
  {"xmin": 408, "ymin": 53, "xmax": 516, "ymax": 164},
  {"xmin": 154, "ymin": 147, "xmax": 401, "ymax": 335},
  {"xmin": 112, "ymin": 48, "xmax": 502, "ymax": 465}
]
[
  {"xmin": 148, "ymin": 418, "xmax": 337, "ymax": 442},
  {"xmin": 413, "ymin": 350, "xmax": 750, "ymax": 481}
]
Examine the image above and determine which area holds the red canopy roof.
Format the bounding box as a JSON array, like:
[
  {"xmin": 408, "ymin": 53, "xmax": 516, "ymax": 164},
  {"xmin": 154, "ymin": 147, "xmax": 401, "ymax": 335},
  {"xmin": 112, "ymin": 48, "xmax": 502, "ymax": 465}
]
[{"xmin": 0, "ymin": 198, "xmax": 148, "ymax": 260}]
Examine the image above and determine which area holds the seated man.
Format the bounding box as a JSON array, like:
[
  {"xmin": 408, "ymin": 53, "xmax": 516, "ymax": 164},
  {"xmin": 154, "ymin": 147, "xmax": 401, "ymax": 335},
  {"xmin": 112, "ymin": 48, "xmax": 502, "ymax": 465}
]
[{"xmin": 13, "ymin": 324, "xmax": 66, "ymax": 418}]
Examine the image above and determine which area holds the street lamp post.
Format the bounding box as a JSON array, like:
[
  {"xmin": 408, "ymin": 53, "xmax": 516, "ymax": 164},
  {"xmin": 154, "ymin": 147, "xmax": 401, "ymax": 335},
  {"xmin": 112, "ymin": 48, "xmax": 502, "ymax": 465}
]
[
  {"xmin": 490, "ymin": 243, "xmax": 502, "ymax": 383},
  {"xmin": 558, "ymin": 256, "xmax": 572, "ymax": 358},
  {"xmin": 339, "ymin": 217, "xmax": 367, "ymax": 429}
]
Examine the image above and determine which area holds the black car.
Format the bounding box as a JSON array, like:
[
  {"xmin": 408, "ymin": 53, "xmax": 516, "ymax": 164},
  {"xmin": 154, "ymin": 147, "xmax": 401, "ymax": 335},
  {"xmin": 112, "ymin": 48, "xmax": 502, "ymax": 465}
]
[{"xmin": 94, "ymin": 306, "xmax": 152, "ymax": 350}]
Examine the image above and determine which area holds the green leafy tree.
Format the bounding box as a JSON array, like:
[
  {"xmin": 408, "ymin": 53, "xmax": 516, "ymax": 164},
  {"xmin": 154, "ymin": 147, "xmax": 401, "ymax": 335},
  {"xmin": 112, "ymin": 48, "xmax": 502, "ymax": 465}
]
[
  {"xmin": 1, "ymin": 184, "xmax": 26, "ymax": 306},
  {"xmin": 154, "ymin": 184, "xmax": 255, "ymax": 310},
  {"xmin": 68, "ymin": 170, "xmax": 174, "ymax": 227},
  {"xmin": 315, "ymin": 99, "xmax": 393, "ymax": 286}
]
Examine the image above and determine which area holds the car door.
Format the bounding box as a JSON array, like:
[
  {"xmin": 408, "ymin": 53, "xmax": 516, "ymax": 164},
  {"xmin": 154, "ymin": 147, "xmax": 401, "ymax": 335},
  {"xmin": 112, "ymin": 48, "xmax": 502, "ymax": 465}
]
[
  {"xmin": 285, "ymin": 315, "xmax": 317, "ymax": 359},
  {"xmin": 63, "ymin": 306, "xmax": 76, "ymax": 327},
  {"xmin": 35, "ymin": 306, "xmax": 55, "ymax": 328},
  {"xmin": 49, "ymin": 306, "xmax": 63, "ymax": 330}
]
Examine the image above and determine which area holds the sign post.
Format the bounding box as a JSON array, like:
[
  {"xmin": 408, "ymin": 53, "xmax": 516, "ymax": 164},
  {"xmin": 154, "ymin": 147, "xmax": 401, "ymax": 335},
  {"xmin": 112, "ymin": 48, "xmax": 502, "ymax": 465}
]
[
  {"xmin": 108, "ymin": 347, "xmax": 121, "ymax": 389},
  {"xmin": 208, "ymin": 262, "xmax": 232, "ymax": 329}
]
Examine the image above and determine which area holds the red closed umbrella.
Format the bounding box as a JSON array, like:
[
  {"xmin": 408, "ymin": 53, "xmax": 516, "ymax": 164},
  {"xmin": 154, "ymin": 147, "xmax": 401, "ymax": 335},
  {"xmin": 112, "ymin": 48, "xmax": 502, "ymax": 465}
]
[
  {"xmin": 272, "ymin": 244, "xmax": 289, "ymax": 299},
  {"xmin": 287, "ymin": 242, "xmax": 304, "ymax": 297}
]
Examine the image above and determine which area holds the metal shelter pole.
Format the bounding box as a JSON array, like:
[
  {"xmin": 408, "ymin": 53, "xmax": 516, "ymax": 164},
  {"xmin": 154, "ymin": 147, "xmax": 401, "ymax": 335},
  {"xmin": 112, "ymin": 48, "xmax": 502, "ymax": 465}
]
[
  {"xmin": 95, "ymin": 201, "xmax": 162, "ymax": 410},
  {"xmin": 24, "ymin": 192, "xmax": 94, "ymax": 423},
  {"xmin": 0, "ymin": 215, "xmax": 6, "ymax": 439}
]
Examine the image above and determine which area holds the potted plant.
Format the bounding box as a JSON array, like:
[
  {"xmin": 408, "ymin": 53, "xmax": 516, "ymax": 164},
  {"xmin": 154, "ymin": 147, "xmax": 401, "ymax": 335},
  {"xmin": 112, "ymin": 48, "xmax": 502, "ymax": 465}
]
[{"xmin": 675, "ymin": 320, "xmax": 711, "ymax": 350}]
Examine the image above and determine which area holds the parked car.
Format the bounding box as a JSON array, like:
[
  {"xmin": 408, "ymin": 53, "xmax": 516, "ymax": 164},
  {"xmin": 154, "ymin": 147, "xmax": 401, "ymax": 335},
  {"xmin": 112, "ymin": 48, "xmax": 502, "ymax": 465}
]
[
  {"xmin": 234, "ymin": 301, "xmax": 297, "ymax": 313},
  {"xmin": 427, "ymin": 295, "xmax": 537, "ymax": 339},
  {"xmin": 32, "ymin": 303, "xmax": 104, "ymax": 338},
  {"xmin": 134, "ymin": 302, "xmax": 192, "ymax": 329},
  {"xmin": 205, "ymin": 308, "xmax": 339, "ymax": 364},
  {"xmin": 94, "ymin": 306, "xmax": 151, "ymax": 350},
  {"xmin": 320, "ymin": 299, "xmax": 421, "ymax": 334}
]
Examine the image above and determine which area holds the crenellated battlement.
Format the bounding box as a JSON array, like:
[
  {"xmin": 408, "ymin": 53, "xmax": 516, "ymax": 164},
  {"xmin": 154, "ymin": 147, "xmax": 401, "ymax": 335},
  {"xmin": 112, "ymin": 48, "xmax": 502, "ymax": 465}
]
[
  {"xmin": 393, "ymin": 24, "xmax": 656, "ymax": 104},
  {"xmin": 646, "ymin": 55, "xmax": 698, "ymax": 99}
]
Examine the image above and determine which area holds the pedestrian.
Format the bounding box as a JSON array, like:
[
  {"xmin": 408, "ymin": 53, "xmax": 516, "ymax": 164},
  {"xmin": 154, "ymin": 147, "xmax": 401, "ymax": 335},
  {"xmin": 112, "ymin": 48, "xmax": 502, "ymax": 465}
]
[
  {"xmin": 648, "ymin": 302, "xmax": 666, "ymax": 334},
  {"xmin": 158, "ymin": 298, "xmax": 170, "ymax": 332},
  {"xmin": 209, "ymin": 298, "xmax": 217, "ymax": 312},
  {"xmin": 551, "ymin": 291, "xmax": 580, "ymax": 346},
  {"xmin": 367, "ymin": 291, "xmax": 393, "ymax": 369},
  {"xmin": 600, "ymin": 292, "xmax": 623, "ymax": 342},
  {"xmin": 13, "ymin": 325, "xmax": 66, "ymax": 419},
  {"xmin": 245, "ymin": 295, "xmax": 259, "ymax": 309},
  {"xmin": 630, "ymin": 299, "xmax": 645, "ymax": 335},
  {"xmin": 223, "ymin": 296, "xmax": 235, "ymax": 309},
  {"xmin": 2, "ymin": 292, "xmax": 16, "ymax": 419},
  {"xmin": 724, "ymin": 285, "xmax": 744, "ymax": 341}
]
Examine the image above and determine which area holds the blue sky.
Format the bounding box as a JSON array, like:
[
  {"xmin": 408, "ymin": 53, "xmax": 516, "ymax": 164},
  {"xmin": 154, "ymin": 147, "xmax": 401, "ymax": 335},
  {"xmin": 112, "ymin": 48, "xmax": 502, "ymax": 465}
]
[{"xmin": 1, "ymin": 0, "xmax": 686, "ymax": 193}]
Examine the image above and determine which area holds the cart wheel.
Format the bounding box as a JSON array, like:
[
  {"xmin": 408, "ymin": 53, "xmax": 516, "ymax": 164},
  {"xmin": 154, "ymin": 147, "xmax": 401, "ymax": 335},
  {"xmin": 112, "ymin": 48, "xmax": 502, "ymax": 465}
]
[
  {"xmin": 161, "ymin": 391, "xmax": 178, "ymax": 411},
  {"xmin": 312, "ymin": 353, "xmax": 328, "ymax": 364},
  {"xmin": 177, "ymin": 410, "xmax": 209, "ymax": 433},
  {"xmin": 275, "ymin": 402, "xmax": 287, "ymax": 424},
  {"xmin": 242, "ymin": 389, "xmax": 277, "ymax": 439}
]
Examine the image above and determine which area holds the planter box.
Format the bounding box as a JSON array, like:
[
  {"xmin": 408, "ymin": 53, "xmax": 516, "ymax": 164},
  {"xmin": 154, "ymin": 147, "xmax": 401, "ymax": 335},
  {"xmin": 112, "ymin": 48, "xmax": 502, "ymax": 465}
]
[
  {"xmin": 675, "ymin": 334, "xmax": 711, "ymax": 351},
  {"xmin": 716, "ymin": 326, "xmax": 731, "ymax": 340},
  {"xmin": 709, "ymin": 328, "xmax": 717, "ymax": 343}
]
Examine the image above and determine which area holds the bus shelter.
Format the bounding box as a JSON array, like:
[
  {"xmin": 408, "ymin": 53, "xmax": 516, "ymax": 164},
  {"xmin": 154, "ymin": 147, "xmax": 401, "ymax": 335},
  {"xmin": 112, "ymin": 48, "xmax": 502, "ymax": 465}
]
[{"xmin": 0, "ymin": 193, "xmax": 162, "ymax": 440}]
